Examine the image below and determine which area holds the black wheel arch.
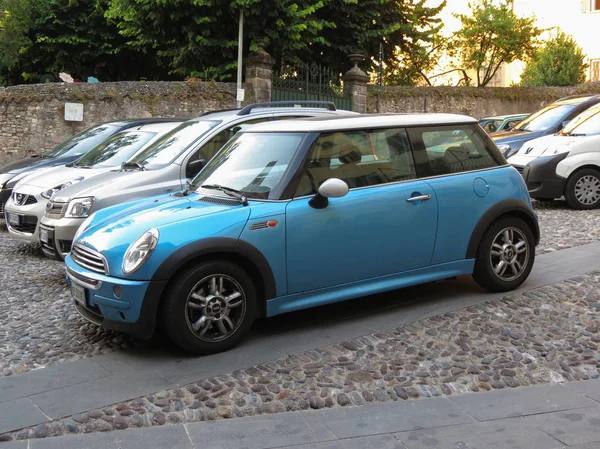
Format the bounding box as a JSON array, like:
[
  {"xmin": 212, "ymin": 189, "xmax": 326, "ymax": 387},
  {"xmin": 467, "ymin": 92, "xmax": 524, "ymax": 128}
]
[
  {"xmin": 152, "ymin": 238, "xmax": 277, "ymax": 317},
  {"xmin": 466, "ymin": 199, "xmax": 540, "ymax": 259}
]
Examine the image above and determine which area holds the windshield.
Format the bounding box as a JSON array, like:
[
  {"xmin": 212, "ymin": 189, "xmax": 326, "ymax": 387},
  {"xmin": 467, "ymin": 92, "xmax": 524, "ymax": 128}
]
[
  {"xmin": 74, "ymin": 131, "xmax": 156, "ymax": 168},
  {"xmin": 43, "ymin": 124, "xmax": 120, "ymax": 158},
  {"xmin": 514, "ymin": 104, "xmax": 578, "ymax": 133},
  {"xmin": 562, "ymin": 104, "xmax": 600, "ymax": 136},
  {"xmin": 191, "ymin": 132, "xmax": 306, "ymax": 200},
  {"xmin": 129, "ymin": 120, "xmax": 219, "ymax": 169}
]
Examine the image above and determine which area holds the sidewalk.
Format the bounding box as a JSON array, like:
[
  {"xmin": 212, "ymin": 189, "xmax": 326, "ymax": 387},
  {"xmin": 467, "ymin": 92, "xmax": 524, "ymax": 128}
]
[{"xmin": 6, "ymin": 380, "xmax": 600, "ymax": 448}]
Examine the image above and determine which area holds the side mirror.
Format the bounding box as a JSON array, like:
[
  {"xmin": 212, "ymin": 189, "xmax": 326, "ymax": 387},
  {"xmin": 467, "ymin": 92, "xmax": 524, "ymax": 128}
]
[
  {"xmin": 309, "ymin": 178, "xmax": 349, "ymax": 209},
  {"xmin": 186, "ymin": 159, "xmax": 206, "ymax": 178}
]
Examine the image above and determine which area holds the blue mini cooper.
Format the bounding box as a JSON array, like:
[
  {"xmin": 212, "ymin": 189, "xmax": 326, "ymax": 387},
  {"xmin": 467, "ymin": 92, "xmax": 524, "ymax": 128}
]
[{"xmin": 65, "ymin": 114, "xmax": 539, "ymax": 353}]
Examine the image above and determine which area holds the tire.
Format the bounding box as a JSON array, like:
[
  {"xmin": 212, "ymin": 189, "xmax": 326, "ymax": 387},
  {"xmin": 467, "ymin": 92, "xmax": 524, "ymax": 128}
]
[
  {"xmin": 564, "ymin": 168, "xmax": 600, "ymax": 210},
  {"xmin": 161, "ymin": 260, "xmax": 257, "ymax": 354},
  {"xmin": 472, "ymin": 216, "xmax": 535, "ymax": 292}
]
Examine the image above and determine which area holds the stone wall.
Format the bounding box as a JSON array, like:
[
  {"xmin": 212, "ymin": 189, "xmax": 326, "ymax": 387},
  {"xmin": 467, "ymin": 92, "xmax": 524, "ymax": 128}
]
[
  {"xmin": 0, "ymin": 81, "xmax": 237, "ymax": 166},
  {"xmin": 368, "ymin": 83, "xmax": 600, "ymax": 117}
]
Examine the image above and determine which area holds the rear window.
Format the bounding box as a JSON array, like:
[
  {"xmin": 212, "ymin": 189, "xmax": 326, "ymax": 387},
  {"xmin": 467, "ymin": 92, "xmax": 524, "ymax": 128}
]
[{"xmin": 407, "ymin": 124, "xmax": 503, "ymax": 177}]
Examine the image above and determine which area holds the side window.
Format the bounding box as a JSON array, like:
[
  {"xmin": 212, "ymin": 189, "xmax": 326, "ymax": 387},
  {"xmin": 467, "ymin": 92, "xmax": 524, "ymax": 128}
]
[
  {"xmin": 188, "ymin": 118, "xmax": 269, "ymax": 167},
  {"xmin": 294, "ymin": 128, "xmax": 416, "ymax": 197},
  {"xmin": 407, "ymin": 124, "xmax": 503, "ymax": 177}
]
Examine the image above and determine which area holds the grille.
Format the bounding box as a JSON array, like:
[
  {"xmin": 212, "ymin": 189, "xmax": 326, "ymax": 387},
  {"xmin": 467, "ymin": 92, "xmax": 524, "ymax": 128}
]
[
  {"xmin": 198, "ymin": 196, "xmax": 241, "ymax": 206},
  {"xmin": 250, "ymin": 221, "xmax": 269, "ymax": 231},
  {"xmin": 12, "ymin": 192, "xmax": 37, "ymax": 206},
  {"xmin": 513, "ymin": 165, "xmax": 524, "ymax": 174},
  {"xmin": 46, "ymin": 201, "xmax": 67, "ymax": 217},
  {"xmin": 0, "ymin": 201, "xmax": 4, "ymax": 215},
  {"xmin": 71, "ymin": 243, "xmax": 108, "ymax": 275}
]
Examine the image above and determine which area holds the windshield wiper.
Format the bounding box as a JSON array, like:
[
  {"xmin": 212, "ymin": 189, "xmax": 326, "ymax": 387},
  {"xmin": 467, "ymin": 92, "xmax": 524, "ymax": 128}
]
[
  {"xmin": 201, "ymin": 184, "xmax": 248, "ymax": 206},
  {"xmin": 566, "ymin": 133, "xmax": 587, "ymax": 137},
  {"xmin": 121, "ymin": 161, "xmax": 145, "ymax": 171},
  {"xmin": 74, "ymin": 164, "xmax": 93, "ymax": 169}
]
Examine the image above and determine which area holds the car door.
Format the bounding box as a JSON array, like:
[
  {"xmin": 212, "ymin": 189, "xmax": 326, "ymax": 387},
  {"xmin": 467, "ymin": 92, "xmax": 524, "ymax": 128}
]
[
  {"xmin": 406, "ymin": 124, "xmax": 507, "ymax": 265},
  {"xmin": 285, "ymin": 127, "xmax": 438, "ymax": 294}
]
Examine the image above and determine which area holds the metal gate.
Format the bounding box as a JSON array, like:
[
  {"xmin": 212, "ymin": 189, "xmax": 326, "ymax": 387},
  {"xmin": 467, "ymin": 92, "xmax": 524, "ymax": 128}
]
[{"xmin": 272, "ymin": 62, "xmax": 352, "ymax": 111}]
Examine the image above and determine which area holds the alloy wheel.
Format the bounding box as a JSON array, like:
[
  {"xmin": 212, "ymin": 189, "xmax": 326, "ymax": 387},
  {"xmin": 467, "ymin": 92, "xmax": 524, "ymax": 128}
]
[
  {"xmin": 184, "ymin": 274, "xmax": 246, "ymax": 343},
  {"xmin": 489, "ymin": 227, "xmax": 529, "ymax": 282}
]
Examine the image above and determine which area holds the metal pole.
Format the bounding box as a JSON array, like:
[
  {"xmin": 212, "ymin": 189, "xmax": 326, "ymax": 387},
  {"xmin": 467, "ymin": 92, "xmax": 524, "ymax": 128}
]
[
  {"xmin": 236, "ymin": 9, "xmax": 244, "ymax": 108},
  {"xmin": 377, "ymin": 43, "xmax": 383, "ymax": 113}
]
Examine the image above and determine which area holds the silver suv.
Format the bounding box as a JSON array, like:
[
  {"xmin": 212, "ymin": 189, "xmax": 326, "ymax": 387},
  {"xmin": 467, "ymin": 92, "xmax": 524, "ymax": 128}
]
[{"xmin": 39, "ymin": 102, "xmax": 356, "ymax": 259}]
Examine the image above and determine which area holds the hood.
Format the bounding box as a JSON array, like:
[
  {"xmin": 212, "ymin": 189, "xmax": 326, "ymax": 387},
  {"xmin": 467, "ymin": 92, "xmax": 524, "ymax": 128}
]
[
  {"xmin": 78, "ymin": 193, "xmax": 251, "ymax": 279},
  {"xmin": 52, "ymin": 169, "xmax": 168, "ymax": 203},
  {"xmin": 0, "ymin": 155, "xmax": 80, "ymax": 175},
  {"xmin": 513, "ymin": 135, "xmax": 579, "ymax": 158},
  {"xmin": 491, "ymin": 130, "xmax": 544, "ymax": 148},
  {"xmin": 13, "ymin": 165, "xmax": 111, "ymax": 192}
]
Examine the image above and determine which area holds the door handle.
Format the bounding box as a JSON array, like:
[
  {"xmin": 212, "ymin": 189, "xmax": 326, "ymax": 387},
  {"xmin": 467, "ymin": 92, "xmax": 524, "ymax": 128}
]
[{"xmin": 406, "ymin": 194, "xmax": 432, "ymax": 203}]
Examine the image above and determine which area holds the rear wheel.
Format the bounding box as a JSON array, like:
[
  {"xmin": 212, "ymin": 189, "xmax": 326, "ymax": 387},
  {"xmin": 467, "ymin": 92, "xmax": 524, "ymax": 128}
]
[
  {"xmin": 161, "ymin": 260, "xmax": 256, "ymax": 354},
  {"xmin": 473, "ymin": 217, "xmax": 535, "ymax": 292},
  {"xmin": 564, "ymin": 168, "xmax": 600, "ymax": 210}
]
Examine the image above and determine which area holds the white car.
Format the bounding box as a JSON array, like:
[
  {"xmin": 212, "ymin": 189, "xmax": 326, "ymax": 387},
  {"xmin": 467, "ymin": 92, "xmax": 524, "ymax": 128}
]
[
  {"xmin": 4, "ymin": 121, "xmax": 183, "ymax": 246},
  {"xmin": 508, "ymin": 102, "xmax": 600, "ymax": 209}
]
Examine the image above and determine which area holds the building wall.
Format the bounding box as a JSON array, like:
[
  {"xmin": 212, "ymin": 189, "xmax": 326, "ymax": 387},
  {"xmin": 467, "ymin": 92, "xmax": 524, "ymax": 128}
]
[{"xmin": 0, "ymin": 81, "xmax": 236, "ymax": 166}]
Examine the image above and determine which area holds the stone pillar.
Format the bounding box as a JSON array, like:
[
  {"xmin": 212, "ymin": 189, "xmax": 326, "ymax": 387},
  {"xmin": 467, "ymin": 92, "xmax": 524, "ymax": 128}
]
[
  {"xmin": 343, "ymin": 54, "xmax": 370, "ymax": 113},
  {"xmin": 244, "ymin": 44, "xmax": 275, "ymax": 104}
]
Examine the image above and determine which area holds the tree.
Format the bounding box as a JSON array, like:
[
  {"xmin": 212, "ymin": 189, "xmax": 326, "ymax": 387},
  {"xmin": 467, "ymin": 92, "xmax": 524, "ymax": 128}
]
[
  {"xmin": 453, "ymin": 0, "xmax": 542, "ymax": 87},
  {"xmin": 520, "ymin": 31, "xmax": 588, "ymax": 86},
  {"xmin": 0, "ymin": 0, "xmax": 31, "ymax": 84}
]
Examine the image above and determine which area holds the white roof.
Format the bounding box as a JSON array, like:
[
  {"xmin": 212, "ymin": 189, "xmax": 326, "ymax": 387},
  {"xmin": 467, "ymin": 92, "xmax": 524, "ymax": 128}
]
[{"xmin": 242, "ymin": 113, "xmax": 477, "ymax": 133}]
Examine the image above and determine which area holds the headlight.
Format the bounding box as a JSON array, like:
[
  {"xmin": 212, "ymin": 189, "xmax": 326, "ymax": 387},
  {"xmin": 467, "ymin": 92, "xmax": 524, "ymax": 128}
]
[
  {"xmin": 41, "ymin": 188, "xmax": 60, "ymax": 199},
  {"xmin": 65, "ymin": 197, "xmax": 94, "ymax": 218},
  {"xmin": 122, "ymin": 229, "xmax": 159, "ymax": 275},
  {"xmin": 41, "ymin": 177, "xmax": 85, "ymax": 200},
  {"xmin": 497, "ymin": 144, "xmax": 512, "ymax": 157},
  {"xmin": 73, "ymin": 213, "xmax": 96, "ymax": 242}
]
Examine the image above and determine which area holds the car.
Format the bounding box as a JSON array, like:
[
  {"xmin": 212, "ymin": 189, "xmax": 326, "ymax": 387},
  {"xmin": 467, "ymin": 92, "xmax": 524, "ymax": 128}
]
[
  {"xmin": 492, "ymin": 95, "xmax": 600, "ymax": 158},
  {"xmin": 508, "ymin": 101, "xmax": 600, "ymax": 209},
  {"xmin": 39, "ymin": 101, "xmax": 357, "ymax": 259},
  {"xmin": 4, "ymin": 121, "xmax": 184, "ymax": 255},
  {"xmin": 64, "ymin": 113, "xmax": 539, "ymax": 354},
  {"xmin": 479, "ymin": 113, "xmax": 529, "ymax": 134},
  {"xmin": 0, "ymin": 119, "xmax": 181, "ymax": 217}
]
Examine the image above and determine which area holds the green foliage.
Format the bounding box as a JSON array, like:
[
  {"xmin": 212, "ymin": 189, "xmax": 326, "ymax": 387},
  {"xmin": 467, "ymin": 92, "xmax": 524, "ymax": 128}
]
[
  {"xmin": 0, "ymin": 0, "xmax": 31, "ymax": 84},
  {"xmin": 453, "ymin": 0, "xmax": 542, "ymax": 87},
  {"xmin": 520, "ymin": 31, "xmax": 588, "ymax": 87}
]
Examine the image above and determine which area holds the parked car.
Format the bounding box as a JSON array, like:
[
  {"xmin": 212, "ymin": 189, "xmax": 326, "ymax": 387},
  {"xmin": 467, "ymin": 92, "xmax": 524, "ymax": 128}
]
[
  {"xmin": 492, "ymin": 95, "xmax": 600, "ymax": 158},
  {"xmin": 508, "ymin": 101, "xmax": 600, "ymax": 209},
  {"xmin": 479, "ymin": 113, "xmax": 529, "ymax": 134},
  {"xmin": 65, "ymin": 113, "xmax": 539, "ymax": 354},
  {"xmin": 39, "ymin": 101, "xmax": 356, "ymax": 259},
  {"xmin": 0, "ymin": 119, "xmax": 179, "ymax": 217},
  {"xmin": 5, "ymin": 121, "xmax": 183, "ymax": 254}
]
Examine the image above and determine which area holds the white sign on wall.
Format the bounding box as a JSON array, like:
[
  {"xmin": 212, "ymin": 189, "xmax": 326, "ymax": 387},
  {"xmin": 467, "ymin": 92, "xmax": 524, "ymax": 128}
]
[
  {"xmin": 64, "ymin": 103, "xmax": 84, "ymax": 122},
  {"xmin": 236, "ymin": 89, "xmax": 245, "ymax": 102}
]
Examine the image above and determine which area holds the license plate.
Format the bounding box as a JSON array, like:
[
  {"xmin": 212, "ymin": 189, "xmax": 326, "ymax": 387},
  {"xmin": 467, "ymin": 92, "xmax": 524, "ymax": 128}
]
[
  {"xmin": 7, "ymin": 213, "xmax": 20, "ymax": 226},
  {"xmin": 71, "ymin": 282, "xmax": 86, "ymax": 306},
  {"xmin": 40, "ymin": 228, "xmax": 49, "ymax": 244}
]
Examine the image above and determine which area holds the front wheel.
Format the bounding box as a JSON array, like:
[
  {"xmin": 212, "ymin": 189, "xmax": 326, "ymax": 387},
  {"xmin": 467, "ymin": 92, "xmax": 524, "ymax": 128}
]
[
  {"xmin": 473, "ymin": 217, "xmax": 535, "ymax": 292},
  {"xmin": 564, "ymin": 168, "xmax": 600, "ymax": 210},
  {"xmin": 161, "ymin": 260, "xmax": 256, "ymax": 354}
]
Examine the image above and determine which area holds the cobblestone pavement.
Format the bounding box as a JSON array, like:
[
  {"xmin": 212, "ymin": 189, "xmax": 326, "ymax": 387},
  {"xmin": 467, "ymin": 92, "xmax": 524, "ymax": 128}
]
[
  {"xmin": 534, "ymin": 199, "xmax": 600, "ymax": 254},
  {"xmin": 0, "ymin": 222, "xmax": 140, "ymax": 377},
  {"xmin": 2, "ymin": 271, "xmax": 600, "ymax": 441},
  {"xmin": 0, "ymin": 200, "xmax": 599, "ymax": 377}
]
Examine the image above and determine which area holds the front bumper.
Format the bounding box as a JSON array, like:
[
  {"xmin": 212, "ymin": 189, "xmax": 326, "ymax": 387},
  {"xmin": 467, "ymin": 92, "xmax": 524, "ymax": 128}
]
[
  {"xmin": 0, "ymin": 188, "xmax": 11, "ymax": 216},
  {"xmin": 65, "ymin": 256, "xmax": 167, "ymax": 339},
  {"xmin": 39, "ymin": 215, "xmax": 84, "ymax": 257},
  {"xmin": 4, "ymin": 200, "xmax": 46, "ymax": 241},
  {"xmin": 512, "ymin": 153, "xmax": 569, "ymax": 200}
]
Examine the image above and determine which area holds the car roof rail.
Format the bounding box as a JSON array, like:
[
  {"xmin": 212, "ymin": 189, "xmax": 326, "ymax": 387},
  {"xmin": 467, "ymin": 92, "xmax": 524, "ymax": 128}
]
[
  {"xmin": 197, "ymin": 107, "xmax": 241, "ymax": 117},
  {"xmin": 237, "ymin": 101, "xmax": 337, "ymax": 116}
]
